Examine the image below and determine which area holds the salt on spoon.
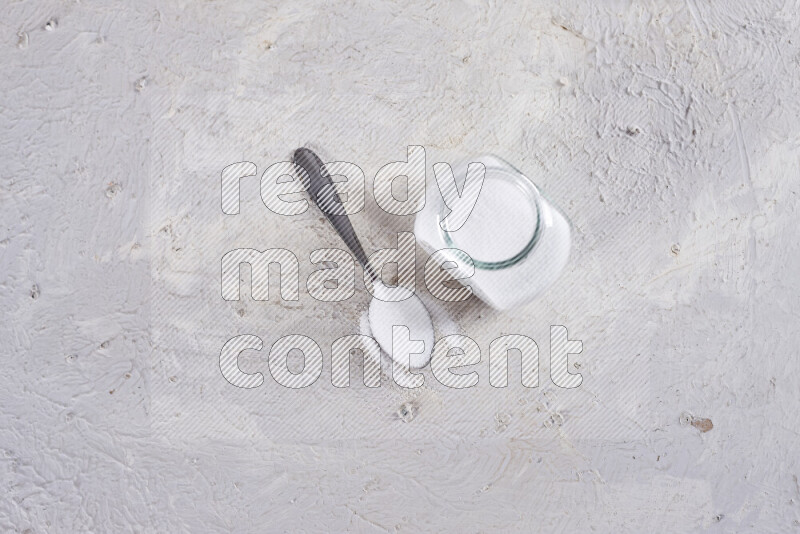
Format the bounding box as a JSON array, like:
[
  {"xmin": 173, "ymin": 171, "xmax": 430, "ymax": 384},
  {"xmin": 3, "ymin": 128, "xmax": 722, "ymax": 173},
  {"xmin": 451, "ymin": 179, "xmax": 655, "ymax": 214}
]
[
  {"xmin": 293, "ymin": 148, "xmax": 434, "ymax": 369},
  {"xmin": 368, "ymin": 281, "xmax": 434, "ymax": 369}
]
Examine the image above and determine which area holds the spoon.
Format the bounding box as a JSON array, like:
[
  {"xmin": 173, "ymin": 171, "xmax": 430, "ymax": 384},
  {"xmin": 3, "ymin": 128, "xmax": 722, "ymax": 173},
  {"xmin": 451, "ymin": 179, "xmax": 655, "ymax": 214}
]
[{"xmin": 293, "ymin": 147, "xmax": 433, "ymax": 369}]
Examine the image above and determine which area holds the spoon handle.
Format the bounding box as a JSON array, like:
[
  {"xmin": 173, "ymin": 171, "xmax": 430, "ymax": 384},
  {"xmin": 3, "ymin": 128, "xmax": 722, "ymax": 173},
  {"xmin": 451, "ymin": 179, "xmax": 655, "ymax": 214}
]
[{"xmin": 293, "ymin": 147, "xmax": 377, "ymax": 281}]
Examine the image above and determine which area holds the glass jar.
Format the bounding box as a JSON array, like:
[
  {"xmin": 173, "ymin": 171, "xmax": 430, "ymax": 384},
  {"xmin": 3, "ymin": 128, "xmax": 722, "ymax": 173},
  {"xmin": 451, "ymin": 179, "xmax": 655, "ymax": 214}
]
[{"xmin": 415, "ymin": 155, "xmax": 571, "ymax": 310}]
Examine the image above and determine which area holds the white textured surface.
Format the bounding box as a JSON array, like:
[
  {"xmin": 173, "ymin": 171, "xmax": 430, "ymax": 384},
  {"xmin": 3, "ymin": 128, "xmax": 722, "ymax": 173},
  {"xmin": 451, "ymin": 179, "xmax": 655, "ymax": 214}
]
[{"xmin": 2, "ymin": 1, "xmax": 800, "ymax": 532}]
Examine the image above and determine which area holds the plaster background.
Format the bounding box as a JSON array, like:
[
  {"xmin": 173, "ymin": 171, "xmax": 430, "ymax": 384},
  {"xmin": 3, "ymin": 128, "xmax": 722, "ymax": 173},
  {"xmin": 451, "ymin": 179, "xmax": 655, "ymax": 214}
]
[{"xmin": 1, "ymin": 0, "xmax": 799, "ymax": 532}]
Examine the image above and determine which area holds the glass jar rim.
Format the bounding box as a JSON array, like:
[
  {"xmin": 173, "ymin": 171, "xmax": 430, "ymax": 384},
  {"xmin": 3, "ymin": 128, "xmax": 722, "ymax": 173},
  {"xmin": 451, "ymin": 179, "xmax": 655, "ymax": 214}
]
[{"xmin": 436, "ymin": 162, "xmax": 542, "ymax": 270}]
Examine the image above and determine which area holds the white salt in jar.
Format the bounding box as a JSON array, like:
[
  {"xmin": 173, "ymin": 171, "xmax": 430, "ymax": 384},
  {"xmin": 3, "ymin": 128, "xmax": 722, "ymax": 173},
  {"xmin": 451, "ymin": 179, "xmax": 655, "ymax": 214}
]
[{"xmin": 415, "ymin": 155, "xmax": 571, "ymax": 310}]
